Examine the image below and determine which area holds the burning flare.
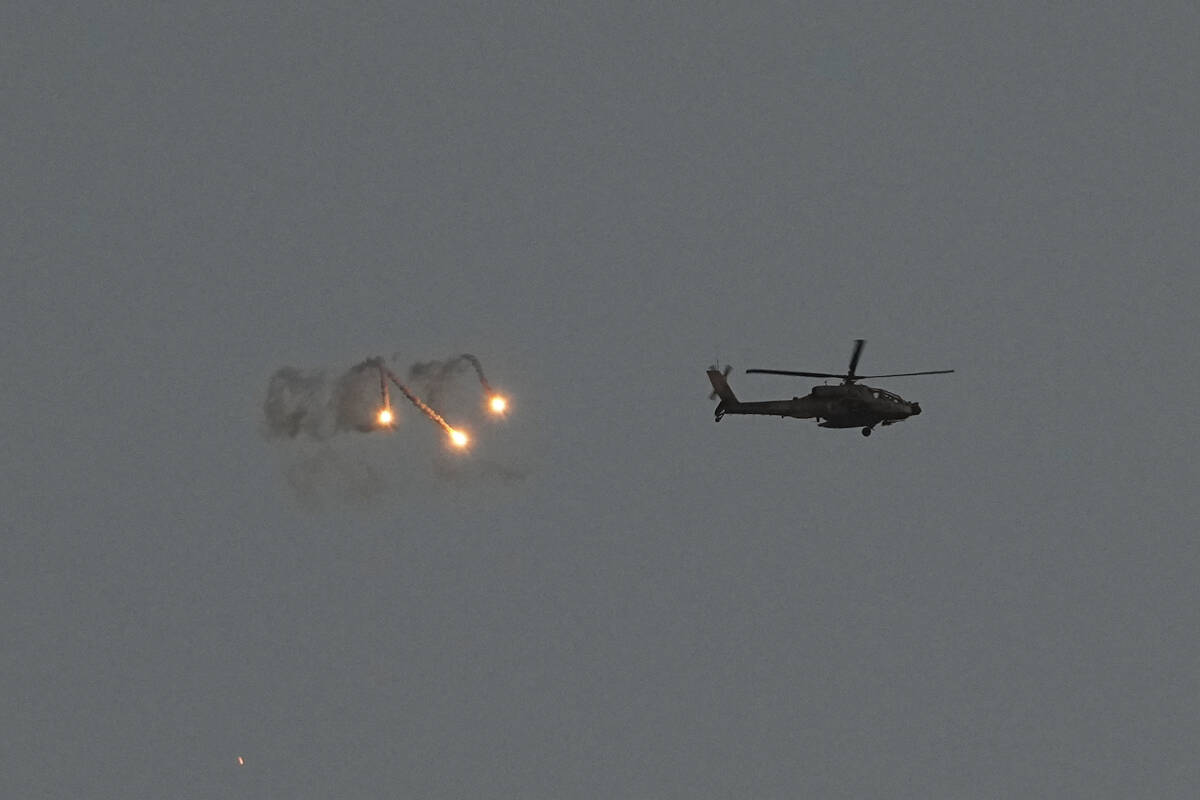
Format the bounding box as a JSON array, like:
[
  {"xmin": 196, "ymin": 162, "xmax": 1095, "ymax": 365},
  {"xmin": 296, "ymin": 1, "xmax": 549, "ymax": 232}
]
[
  {"xmin": 405, "ymin": 354, "xmax": 511, "ymax": 422},
  {"xmin": 381, "ymin": 366, "xmax": 470, "ymax": 449},
  {"xmin": 377, "ymin": 407, "xmax": 394, "ymax": 426}
]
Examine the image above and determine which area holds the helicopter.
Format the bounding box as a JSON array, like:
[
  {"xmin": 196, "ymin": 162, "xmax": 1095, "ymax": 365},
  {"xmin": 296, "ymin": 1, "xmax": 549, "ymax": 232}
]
[{"xmin": 707, "ymin": 340, "xmax": 953, "ymax": 436}]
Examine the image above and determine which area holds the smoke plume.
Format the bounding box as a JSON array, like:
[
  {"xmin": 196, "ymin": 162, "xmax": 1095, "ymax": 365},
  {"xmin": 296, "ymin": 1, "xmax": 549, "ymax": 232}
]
[
  {"xmin": 263, "ymin": 353, "xmax": 525, "ymax": 508},
  {"xmin": 263, "ymin": 358, "xmax": 383, "ymax": 440}
]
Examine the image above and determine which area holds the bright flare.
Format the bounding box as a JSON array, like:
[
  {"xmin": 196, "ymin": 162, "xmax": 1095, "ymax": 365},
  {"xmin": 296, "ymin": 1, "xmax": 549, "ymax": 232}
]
[
  {"xmin": 377, "ymin": 408, "xmax": 394, "ymax": 426},
  {"xmin": 448, "ymin": 429, "xmax": 469, "ymax": 448},
  {"xmin": 489, "ymin": 395, "xmax": 508, "ymax": 414}
]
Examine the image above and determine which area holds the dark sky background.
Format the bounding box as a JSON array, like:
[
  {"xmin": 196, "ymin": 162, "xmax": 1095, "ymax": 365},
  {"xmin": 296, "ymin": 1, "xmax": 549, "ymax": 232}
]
[{"xmin": 5, "ymin": 3, "xmax": 1199, "ymax": 798}]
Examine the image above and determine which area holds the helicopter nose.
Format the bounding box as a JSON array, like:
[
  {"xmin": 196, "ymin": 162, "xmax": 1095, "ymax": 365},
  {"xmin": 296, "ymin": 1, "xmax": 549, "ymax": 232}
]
[{"xmin": 910, "ymin": 402, "xmax": 922, "ymax": 415}]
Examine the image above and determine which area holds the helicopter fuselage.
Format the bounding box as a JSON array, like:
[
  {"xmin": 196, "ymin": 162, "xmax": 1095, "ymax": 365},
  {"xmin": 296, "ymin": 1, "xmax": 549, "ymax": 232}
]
[
  {"xmin": 706, "ymin": 341, "xmax": 951, "ymax": 436},
  {"xmin": 707, "ymin": 370, "xmax": 922, "ymax": 434}
]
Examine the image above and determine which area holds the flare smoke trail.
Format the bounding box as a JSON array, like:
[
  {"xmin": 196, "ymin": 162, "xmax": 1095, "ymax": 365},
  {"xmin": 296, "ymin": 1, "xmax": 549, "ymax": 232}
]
[
  {"xmin": 263, "ymin": 356, "xmax": 470, "ymax": 442},
  {"xmin": 262, "ymin": 354, "xmax": 517, "ymax": 507},
  {"xmin": 383, "ymin": 368, "xmax": 457, "ymax": 437},
  {"xmin": 407, "ymin": 353, "xmax": 497, "ymax": 406},
  {"xmin": 459, "ymin": 353, "xmax": 494, "ymax": 394}
]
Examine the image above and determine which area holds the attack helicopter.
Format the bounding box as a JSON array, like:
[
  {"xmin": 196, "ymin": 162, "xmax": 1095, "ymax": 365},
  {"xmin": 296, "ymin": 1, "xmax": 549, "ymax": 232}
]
[{"xmin": 707, "ymin": 339, "xmax": 953, "ymax": 436}]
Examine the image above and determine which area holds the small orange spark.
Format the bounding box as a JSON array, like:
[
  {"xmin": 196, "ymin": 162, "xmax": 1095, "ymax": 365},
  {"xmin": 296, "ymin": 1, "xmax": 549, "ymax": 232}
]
[
  {"xmin": 377, "ymin": 407, "xmax": 394, "ymax": 426},
  {"xmin": 488, "ymin": 395, "xmax": 508, "ymax": 414},
  {"xmin": 448, "ymin": 429, "xmax": 469, "ymax": 448},
  {"xmin": 236, "ymin": 756, "xmax": 244, "ymax": 766}
]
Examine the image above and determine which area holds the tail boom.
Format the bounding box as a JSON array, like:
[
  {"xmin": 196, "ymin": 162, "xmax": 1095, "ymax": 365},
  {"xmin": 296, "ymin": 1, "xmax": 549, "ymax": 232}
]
[{"xmin": 707, "ymin": 369, "xmax": 820, "ymax": 422}]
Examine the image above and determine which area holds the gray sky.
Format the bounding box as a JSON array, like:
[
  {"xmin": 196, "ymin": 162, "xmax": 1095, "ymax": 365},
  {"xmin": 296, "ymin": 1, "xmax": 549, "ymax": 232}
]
[{"xmin": 5, "ymin": 3, "xmax": 1199, "ymax": 798}]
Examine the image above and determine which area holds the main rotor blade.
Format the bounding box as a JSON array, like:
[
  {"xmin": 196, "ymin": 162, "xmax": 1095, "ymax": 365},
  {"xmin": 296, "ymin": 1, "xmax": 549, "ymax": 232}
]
[
  {"xmin": 847, "ymin": 339, "xmax": 865, "ymax": 379},
  {"xmin": 856, "ymin": 370, "xmax": 955, "ymax": 378},
  {"xmin": 746, "ymin": 369, "xmax": 845, "ymax": 378}
]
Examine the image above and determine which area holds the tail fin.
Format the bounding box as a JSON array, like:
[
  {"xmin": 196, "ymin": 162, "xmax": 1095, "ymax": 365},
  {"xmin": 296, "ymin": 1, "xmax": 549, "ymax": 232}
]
[
  {"xmin": 707, "ymin": 368, "xmax": 740, "ymax": 422},
  {"xmin": 706, "ymin": 368, "xmax": 738, "ymax": 404}
]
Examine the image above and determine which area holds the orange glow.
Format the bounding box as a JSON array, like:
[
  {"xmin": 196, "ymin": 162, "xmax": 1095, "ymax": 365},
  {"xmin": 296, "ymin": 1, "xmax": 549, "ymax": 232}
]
[
  {"xmin": 377, "ymin": 407, "xmax": 394, "ymax": 426},
  {"xmin": 488, "ymin": 395, "xmax": 508, "ymax": 414},
  {"xmin": 448, "ymin": 429, "xmax": 469, "ymax": 448},
  {"xmin": 237, "ymin": 756, "xmax": 244, "ymax": 766}
]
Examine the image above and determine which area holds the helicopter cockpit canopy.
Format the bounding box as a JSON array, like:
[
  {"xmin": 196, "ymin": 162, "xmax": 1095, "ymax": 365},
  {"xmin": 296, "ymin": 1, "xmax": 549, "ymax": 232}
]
[{"xmin": 869, "ymin": 387, "xmax": 906, "ymax": 404}]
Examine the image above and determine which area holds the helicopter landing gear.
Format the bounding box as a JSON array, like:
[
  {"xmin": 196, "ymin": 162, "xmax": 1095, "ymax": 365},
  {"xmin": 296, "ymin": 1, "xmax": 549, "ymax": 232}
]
[{"xmin": 861, "ymin": 426, "xmax": 873, "ymax": 437}]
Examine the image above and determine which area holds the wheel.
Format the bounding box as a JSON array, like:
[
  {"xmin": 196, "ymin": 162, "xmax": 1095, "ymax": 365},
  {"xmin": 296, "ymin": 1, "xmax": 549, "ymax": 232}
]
[{"xmin": 861, "ymin": 427, "xmax": 872, "ymax": 436}]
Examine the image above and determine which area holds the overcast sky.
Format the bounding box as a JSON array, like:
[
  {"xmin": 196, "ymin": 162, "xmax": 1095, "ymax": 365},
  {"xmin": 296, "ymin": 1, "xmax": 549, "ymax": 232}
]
[{"xmin": 5, "ymin": 3, "xmax": 1200, "ymax": 798}]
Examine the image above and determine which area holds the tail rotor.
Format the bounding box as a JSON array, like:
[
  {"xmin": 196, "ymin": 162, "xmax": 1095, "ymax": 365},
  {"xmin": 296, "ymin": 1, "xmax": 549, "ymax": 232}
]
[{"xmin": 708, "ymin": 364, "xmax": 733, "ymax": 400}]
